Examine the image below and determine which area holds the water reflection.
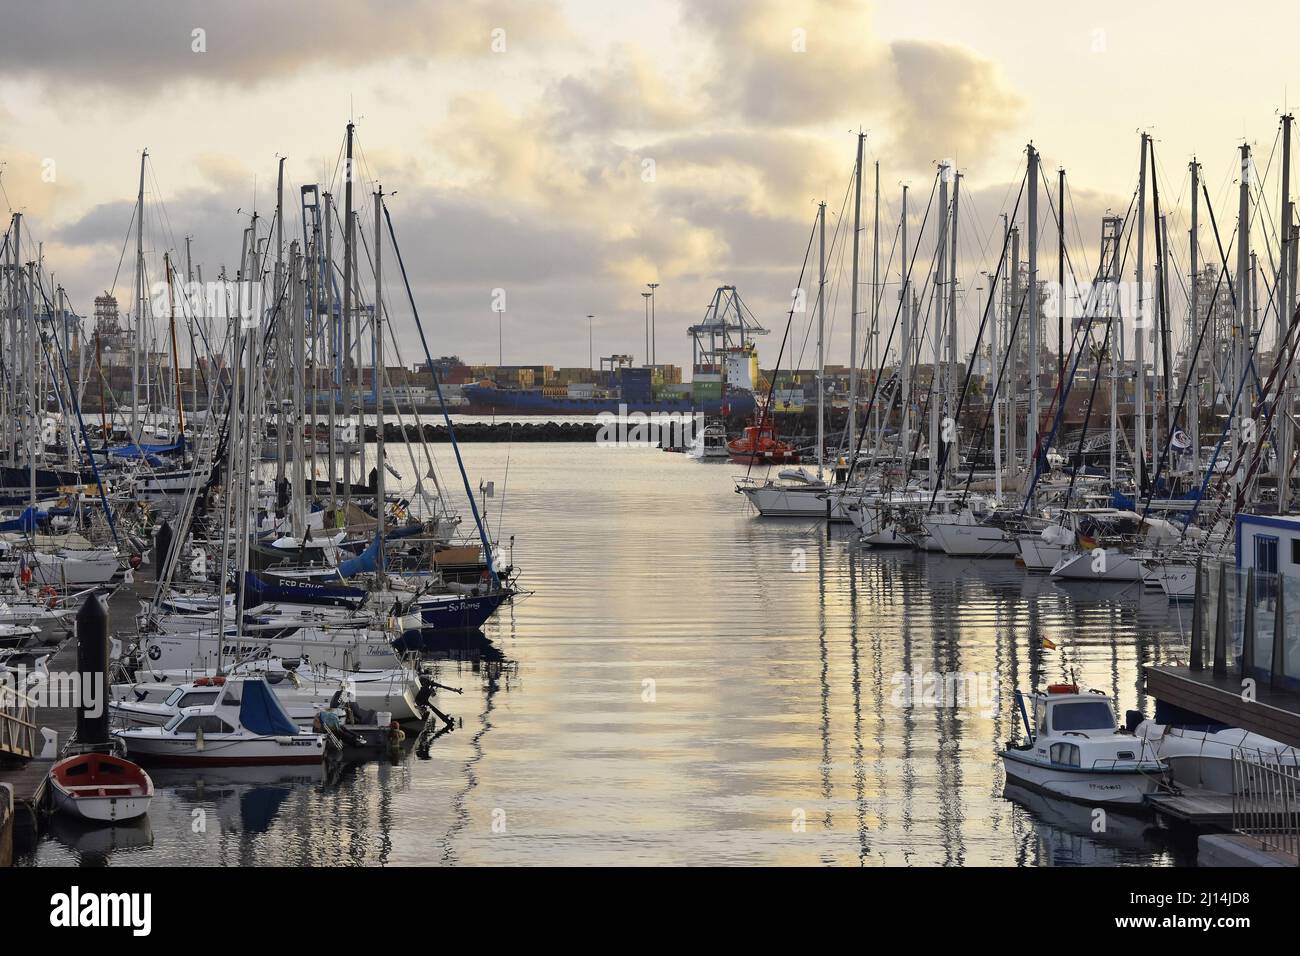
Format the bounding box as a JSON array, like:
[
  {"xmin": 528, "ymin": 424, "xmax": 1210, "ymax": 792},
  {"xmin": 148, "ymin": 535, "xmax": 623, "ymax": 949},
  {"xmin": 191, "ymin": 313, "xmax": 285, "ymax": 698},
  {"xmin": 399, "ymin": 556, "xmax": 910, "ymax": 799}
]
[{"xmin": 22, "ymin": 444, "xmax": 1197, "ymax": 866}]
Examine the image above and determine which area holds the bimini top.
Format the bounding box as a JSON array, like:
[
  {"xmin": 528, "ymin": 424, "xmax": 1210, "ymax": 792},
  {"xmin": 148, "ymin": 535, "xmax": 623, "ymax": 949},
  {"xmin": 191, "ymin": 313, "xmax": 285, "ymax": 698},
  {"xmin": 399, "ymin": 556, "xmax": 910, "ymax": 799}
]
[{"xmin": 237, "ymin": 678, "xmax": 299, "ymax": 736}]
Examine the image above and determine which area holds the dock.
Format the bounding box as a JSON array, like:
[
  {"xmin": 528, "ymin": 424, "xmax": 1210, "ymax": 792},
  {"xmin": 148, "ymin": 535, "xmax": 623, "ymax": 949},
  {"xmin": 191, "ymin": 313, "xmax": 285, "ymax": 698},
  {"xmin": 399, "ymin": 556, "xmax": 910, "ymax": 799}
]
[
  {"xmin": 0, "ymin": 635, "xmax": 79, "ymax": 846},
  {"xmin": 1147, "ymin": 787, "xmax": 1235, "ymax": 829}
]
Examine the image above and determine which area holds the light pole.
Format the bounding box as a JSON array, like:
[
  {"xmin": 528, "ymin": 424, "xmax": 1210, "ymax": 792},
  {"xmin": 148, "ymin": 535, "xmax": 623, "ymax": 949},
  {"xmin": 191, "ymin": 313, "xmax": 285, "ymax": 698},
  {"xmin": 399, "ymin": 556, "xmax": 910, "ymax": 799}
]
[
  {"xmin": 587, "ymin": 314, "xmax": 594, "ymax": 371},
  {"xmin": 641, "ymin": 292, "xmax": 652, "ymax": 366},
  {"xmin": 647, "ymin": 282, "xmax": 659, "ymax": 367}
]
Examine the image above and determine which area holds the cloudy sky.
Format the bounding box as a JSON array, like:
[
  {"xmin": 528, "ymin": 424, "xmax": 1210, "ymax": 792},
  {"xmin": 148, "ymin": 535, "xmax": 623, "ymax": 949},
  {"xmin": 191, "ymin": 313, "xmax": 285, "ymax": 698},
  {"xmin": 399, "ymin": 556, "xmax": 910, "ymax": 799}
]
[{"xmin": 2, "ymin": 0, "xmax": 1297, "ymax": 372}]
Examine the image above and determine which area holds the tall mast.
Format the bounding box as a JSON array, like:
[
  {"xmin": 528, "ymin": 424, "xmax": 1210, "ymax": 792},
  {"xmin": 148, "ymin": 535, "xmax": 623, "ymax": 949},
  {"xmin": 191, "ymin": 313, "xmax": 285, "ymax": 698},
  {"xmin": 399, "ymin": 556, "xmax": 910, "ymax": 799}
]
[
  {"xmin": 1008, "ymin": 224, "xmax": 1019, "ymax": 470},
  {"xmin": 342, "ymin": 122, "xmax": 355, "ymax": 523},
  {"xmin": 1278, "ymin": 115, "xmax": 1293, "ymax": 511},
  {"xmin": 324, "ymin": 191, "xmax": 338, "ymax": 515},
  {"xmin": 930, "ymin": 164, "xmax": 948, "ymax": 492},
  {"xmin": 947, "ymin": 170, "xmax": 960, "ymax": 483},
  {"xmin": 871, "ymin": 160, "xmax": 880, "ymax": 440},
  {"xmin": 1058, "ymin": 168, "xmax": 1066, "ymax": 385},
  {"xmin": 900, "ymin": 185, "xmax": 910, "ymax": 471},
  {"xmin": 373, "ymin": 187, "xmax": 386, "ymax": 584},
  {"xmin": 817, "ymin": 200, "xmax": 826, "ymax": 479},
  {"xmin": 1135, "ymin": 133, "xmax": 1148, "ymax": 489},
  {"xmin": 290, "ymin": 242, "xmax": 307, "ymax": 539},
  {"xmin": 1234, "ymin": 142, "xmax": 1250, "ymax": 494},
  {"xmin": 1189, "ymin": 159, "xmax": 1201, "ymax": 477},
  {"xmin": 274, "ymin": 157, "xmax": 287, "ymax": 488},
  {"xmin": 1026, "ymin": 143, "xmax": 1039, "ymax": 500},
  {"xmin": 132, "ymin": 149, "xmax": 147, "ymax": 442},
  {"xmin": 849, "ymin": 132, "xmax": 864, "ymax": 445}
]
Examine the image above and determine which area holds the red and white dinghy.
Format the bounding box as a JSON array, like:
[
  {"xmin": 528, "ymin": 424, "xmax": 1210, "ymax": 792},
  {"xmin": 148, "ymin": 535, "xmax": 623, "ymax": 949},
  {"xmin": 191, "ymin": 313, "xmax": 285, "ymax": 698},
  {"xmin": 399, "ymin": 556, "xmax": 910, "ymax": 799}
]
[{"xmin": 49, "ymin": 752, "xmax": 154, "ymax": 823}]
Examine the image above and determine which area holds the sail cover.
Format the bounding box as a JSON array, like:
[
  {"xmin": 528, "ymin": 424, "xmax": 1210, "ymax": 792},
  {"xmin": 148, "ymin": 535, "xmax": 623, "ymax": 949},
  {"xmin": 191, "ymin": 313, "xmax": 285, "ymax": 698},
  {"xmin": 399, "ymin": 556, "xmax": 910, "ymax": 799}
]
[
  {"xmin": 238, "ymin": 679, "xmax": 299, "ymax": 736},
  {"xmin": 337, "ymin": 535, "xmax": 382, "ymax": 578},
  {"xmin": 243, "ymin": 571, "xmax": 365, "ymax": 609}
]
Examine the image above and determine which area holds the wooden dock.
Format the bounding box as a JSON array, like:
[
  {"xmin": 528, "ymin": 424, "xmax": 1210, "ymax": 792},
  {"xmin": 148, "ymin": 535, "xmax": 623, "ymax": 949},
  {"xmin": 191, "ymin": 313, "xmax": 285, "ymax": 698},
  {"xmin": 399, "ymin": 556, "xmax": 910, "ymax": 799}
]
[
  {"xmin": 1147, "ymin": 788, "xmax": 1235, "ymax": 829},
  {"xmin": 0, "ymin": 636, "xmax": 80, "ymax": 846}
]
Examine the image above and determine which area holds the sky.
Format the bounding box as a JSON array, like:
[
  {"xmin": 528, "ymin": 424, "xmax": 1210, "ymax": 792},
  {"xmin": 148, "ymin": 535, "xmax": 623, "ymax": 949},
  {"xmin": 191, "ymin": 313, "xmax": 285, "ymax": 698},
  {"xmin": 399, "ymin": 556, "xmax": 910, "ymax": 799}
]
[{"xmin": 1, "ymin": 0, "xmax": 1297, "ymax": 374}]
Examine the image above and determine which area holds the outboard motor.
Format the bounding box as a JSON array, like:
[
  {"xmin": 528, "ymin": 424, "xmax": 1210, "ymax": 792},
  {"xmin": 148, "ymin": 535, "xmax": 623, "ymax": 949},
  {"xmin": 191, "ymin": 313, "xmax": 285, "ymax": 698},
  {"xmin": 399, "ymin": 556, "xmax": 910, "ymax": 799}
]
[{"xmin": 1124, "ymin": 709, "xmax": 1144, "ymax": 734}]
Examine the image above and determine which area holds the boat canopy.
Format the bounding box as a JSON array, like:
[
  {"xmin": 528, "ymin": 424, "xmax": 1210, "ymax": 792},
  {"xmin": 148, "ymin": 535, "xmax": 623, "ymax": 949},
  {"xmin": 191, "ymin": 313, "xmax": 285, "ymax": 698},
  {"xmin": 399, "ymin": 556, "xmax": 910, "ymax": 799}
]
[
  {"xmin": 0, "ymin": 506, "xmax": 46, "ymax": 533},
  {"xmin": 337, "ymin": 535, "xmax": 381, "ymax": 578},
  {"xmin": 237, "ymin": 679, "xmax": 299, "ymax": 736},
  {"xmin": 108, "ymin": 439, "xmax": 184, "ymax": 459}
]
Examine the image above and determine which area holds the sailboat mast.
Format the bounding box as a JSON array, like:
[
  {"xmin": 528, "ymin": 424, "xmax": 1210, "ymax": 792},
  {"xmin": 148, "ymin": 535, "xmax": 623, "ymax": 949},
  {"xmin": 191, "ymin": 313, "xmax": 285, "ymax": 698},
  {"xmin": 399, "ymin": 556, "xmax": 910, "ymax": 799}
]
[
  {"xmin": 931, "ymin": 165, "xmax": 948, "ymax": 492},
  {"xmin": 1135, "ymin": 133, "xmax": 1148, "ymax": 489},
  {"xmin": 324, "ymin": 191, "xmax": 338, "ymax": 515},
  {"xmin": 872, "ymin": 160, "xmax": 880, "ymax": 441},
  {"xmin": 849, "ymin": 133, "xmax": 863, "ymax": 445},
  {"xmin": 1026, "ymin": 143, "xmax": 1039, "ymax": 502},
  {"xmin": 1189, "ymin": 159, "xmax": 1201, "ymax": 477},
  {"xmin": 900, "ymin": 185, "xmax": 910, "ymax": 471},
  {"xmin": 274, "ymin": 157, "xmax": 287, "ymax": 487},
  {"xmin": 133, "ymin": 149, "xmax": 147, "ymax": 442},
  {"xmin": 1234, "ymin": 142, "xmax": 1250, "ymax": 496},
  {"xmin": 817, "ymin": 200, "xmax": 826, "ymax": 479},
  {"xmin": 342, "ymin": 122, "xmax": 355, "ymax": 523},
  {"xmin": 1278, "ymin": 115, "xmax": 1293, "ymax": 512},
  {"xmin": 947, "ymin": 170, "xmax": 960, "ymax": 483},
  {"xmin": 373, "ymin": 186, "xmax": 386, "ymax": 585}
]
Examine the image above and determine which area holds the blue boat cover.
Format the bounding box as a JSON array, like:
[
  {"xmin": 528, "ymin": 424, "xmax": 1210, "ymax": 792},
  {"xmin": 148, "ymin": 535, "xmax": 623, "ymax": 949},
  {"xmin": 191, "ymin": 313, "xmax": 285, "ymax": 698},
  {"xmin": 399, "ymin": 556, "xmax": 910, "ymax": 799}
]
[
  {"xmin": 108, "ymin": 439, "xmax": 184, "ymax": 458},
  {"xmin": 338, "ymin": 535, "xmax": 382, "ymax": 578},
  {"xmin": 0, "ymin": 506, "xmax": 46, "ymax": 533},
  {"xmin": 238, "ymin": 679, "xmax": 299, "ymax": 735},
  {"xmin": 243, "ymin": 571, "xmax": 365, "ymax": 609}
]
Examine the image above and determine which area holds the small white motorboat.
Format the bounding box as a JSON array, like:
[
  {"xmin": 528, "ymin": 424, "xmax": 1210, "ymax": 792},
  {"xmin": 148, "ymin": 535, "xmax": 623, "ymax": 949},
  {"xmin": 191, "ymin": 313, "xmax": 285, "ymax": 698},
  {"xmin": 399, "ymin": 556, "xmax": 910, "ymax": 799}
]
[
  {"xmin": 114, "ymin": 676, "xmax": 327, "ymax": 766},
  {"xmin": 48, "ymin": 752, "xmax": 154, "ymax": 823},
  {"xmin": 1131, "ymin": 718, "xmax": 1300, "ymax": 794},
  {"xmin": 1000, "ymin": 684, "xmax": 1167, "ymax": 806}
]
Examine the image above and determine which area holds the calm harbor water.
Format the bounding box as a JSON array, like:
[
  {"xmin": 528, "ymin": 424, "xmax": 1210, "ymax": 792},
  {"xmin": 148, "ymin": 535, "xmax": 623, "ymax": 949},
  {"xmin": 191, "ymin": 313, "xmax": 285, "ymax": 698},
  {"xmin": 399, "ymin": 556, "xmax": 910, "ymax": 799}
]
[{"xmin": 23, "ymin": 443, "xmax": 1200, "ymax": 866}]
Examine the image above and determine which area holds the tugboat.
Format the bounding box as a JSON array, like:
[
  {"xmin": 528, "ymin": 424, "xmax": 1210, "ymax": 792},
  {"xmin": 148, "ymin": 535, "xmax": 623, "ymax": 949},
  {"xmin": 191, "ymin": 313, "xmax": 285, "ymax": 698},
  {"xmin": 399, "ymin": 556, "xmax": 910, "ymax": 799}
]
[
  {"xmin": 726, "ymin": 418, "xmax": 800, "ymax": 465},
  {"xmin": 1000, "ymin": 683, "xmax": 1167, "ymax": 806}
]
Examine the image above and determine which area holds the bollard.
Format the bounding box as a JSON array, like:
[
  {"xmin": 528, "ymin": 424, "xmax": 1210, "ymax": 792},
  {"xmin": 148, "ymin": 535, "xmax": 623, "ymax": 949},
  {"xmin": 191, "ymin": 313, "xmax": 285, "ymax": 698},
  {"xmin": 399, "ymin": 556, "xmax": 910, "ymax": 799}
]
[
  {"xmin": 74, "ymin": 594, "xmax": 110, "ymax": 747},
  {"xmin": 1189, "ymin": 558, "xmax": 1204, "ymax": 671},
  {"xmin": 154, "ymin": 520, "xmax": 173, "ymax": 582}
]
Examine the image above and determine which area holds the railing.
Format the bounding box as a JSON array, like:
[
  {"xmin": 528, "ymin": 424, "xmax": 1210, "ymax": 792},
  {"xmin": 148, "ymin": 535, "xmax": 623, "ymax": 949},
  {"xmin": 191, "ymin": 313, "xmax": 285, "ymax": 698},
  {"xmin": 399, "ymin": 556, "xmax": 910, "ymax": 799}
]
[
  {"xmin": 1231, "ymin": 751, "xmax": 1300, "ymax": 860},
  {"xmin": 0, "ymin": 683, "xmax": 38, "ymax": 759}
]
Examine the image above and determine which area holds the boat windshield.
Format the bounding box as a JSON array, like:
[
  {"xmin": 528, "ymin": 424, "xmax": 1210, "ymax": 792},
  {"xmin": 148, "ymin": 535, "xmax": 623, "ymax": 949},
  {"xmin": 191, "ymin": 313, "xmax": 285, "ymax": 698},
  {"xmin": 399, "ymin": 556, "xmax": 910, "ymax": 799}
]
[{"xmin": 1051, "ymin": 700, "xmax": 1115, "ymax": 732}]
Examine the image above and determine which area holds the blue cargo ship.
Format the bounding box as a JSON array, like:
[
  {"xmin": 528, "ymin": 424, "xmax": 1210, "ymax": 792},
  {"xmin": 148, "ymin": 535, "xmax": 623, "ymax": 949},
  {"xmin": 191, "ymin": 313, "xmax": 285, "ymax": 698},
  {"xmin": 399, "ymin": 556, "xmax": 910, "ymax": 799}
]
[{"xmin": 461, "ymin": 382, "xmax": 756, "ymax": 417}]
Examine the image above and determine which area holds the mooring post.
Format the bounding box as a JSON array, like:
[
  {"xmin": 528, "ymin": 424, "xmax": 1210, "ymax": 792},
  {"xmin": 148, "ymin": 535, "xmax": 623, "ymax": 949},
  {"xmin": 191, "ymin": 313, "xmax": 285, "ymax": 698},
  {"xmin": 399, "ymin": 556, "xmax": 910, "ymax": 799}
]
[
  {"xmin": 1189, "ymin": 557, "xmax": 1204, "ymax": 671},
  {"xmin": 1272, "ymin": 575, "xmax": 1289, "ymax": 692},
  {"xmin": 154, "ymin": 519, "xmax": 173, "ymax": 582},
  {"xmin": 1241, "ymin": 567, "xmax": 1256, "ymax": 676},
  {"xmin": 74, "ymin": 594, "xmax": 110, "ymax": 749},
  {"xmin": 1212, "ymin": 564, "xmax": 1230, "ymax": 677}
]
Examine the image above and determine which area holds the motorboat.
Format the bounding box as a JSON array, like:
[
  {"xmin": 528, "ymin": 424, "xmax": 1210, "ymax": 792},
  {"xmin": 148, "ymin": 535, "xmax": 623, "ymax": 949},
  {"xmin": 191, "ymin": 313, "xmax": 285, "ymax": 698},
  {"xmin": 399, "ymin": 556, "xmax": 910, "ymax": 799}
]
[
  {"xmin": 726, "ymin": 421, "xmax": 799, "ymax": 465},
  {"xmin": 1130, "ymin": 716, "xmax": 1300, "ymax": 794},
  {"xmin": 999, "ymin": 684, "xmax": 1167, "ymax": 806},
  {"xmin": 687, "ymin": 422, "xmax": 730, "ymax": 460},
  {"xmin": 48, "ymin": 751, "xmax": 154, "ymax": 823},
  {"xmin": 114, "ymin": 676, "xmax": 327, "ymax": 766}
]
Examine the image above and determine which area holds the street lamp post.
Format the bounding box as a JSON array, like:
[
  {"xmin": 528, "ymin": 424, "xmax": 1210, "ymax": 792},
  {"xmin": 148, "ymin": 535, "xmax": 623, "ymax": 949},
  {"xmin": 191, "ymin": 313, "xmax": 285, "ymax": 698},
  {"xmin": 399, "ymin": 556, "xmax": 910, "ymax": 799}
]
[
  {"xmin": 587, "ymin": 314, "xmax": 594, "ymax": 372},
  {"xmin": 647, "ymin": 282, "xmax": 659, "ymax": 367},
  {"xmin": 641, "ymin": 292, "xmax": 652, "ymax": 366}
]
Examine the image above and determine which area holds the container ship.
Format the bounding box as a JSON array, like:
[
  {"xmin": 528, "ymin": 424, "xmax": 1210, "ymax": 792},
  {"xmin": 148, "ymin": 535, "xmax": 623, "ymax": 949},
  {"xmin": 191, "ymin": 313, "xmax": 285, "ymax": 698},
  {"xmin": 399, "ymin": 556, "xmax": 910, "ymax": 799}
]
[
  {"xmin": 463, "ymin": 287, "xmax": 766, "ymax": 418},
  {"xmin": 462, "ymin": 365, "xmax": 757, "ymax": 417}
]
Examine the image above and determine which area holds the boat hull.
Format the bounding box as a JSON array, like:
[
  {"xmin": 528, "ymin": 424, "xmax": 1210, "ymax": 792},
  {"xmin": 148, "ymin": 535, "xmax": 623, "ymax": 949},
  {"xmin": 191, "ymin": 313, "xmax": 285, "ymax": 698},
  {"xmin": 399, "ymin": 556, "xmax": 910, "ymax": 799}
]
[{"xmin": 1000, "ymin": 751, "xmax": 1164, "ymax": 806}]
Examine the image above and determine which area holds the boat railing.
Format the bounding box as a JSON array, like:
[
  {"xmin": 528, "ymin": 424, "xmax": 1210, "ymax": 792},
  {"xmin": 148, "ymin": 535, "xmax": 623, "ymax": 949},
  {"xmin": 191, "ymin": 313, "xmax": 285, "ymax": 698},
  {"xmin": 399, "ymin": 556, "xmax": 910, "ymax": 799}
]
[
  {"xmin": 0, "ymin": 680, "xmax": 38, "ymax": 759},
  {"xmin": 1231, "ymin": 750, "xmax": 1300, "ymax": 860}
]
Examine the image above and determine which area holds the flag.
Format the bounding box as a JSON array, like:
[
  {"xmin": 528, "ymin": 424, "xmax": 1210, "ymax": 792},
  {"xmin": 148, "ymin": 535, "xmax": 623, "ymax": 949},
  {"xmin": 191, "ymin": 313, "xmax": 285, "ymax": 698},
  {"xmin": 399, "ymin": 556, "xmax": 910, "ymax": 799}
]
[{"xmin": 1041, "ymin": 638, "xmax": 1057, "ymax": 650}]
